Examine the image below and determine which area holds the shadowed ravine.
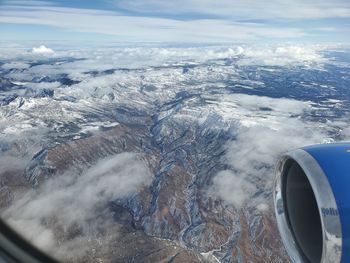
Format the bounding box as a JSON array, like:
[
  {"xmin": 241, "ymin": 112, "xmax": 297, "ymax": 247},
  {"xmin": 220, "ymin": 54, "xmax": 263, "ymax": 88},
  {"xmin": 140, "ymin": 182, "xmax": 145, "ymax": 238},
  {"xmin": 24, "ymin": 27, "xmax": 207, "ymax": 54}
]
[{"xmin": 1, "ymin": 45, "xmax": 350, "ymax": 262}]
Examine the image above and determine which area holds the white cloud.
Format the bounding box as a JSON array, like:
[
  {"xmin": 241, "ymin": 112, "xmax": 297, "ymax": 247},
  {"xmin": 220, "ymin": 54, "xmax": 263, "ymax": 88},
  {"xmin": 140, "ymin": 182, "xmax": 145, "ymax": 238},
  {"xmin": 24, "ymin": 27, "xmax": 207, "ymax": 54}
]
[
  {"xmin": 0, "ymin": 43, "xmax": 333, "ymax": 69},
  {"xmin": 1, "ymin": 0, "xmax": 350, "ymax": 42},
  {"xmin": 340, "ymin": 125, "xmax": 350, "ymax": 139},
  {"xmin": 3, "ymin": 152, "xmax": 152, "ymax": 260},
  {"xmin": 209, "ymin": 94, "xmax": 334, "ymax": 208},
  {"xmin": 239, "ymin": 45, "xmax": 328, "ymax": 66},
  {"xmin": 32, "ymin": 45, "xmax": 54, "ymax": 54},
  {"xmin": 4, "ymin": 0, "xmax": 56, "ymax": 6},
  {"xmin": 211, "ymin": 170, "xmax": 255, "ymax": 208},
  {"xmin": 0, "ymin": 5, "xmax": 306, "ymax": 42},
  {"xmin": 1, "ymin": 61, "xmax": 30, "ymax": 69},
  {"xmin": 115, "ymin": 0, "xmax": 350, "ymax": 20}
]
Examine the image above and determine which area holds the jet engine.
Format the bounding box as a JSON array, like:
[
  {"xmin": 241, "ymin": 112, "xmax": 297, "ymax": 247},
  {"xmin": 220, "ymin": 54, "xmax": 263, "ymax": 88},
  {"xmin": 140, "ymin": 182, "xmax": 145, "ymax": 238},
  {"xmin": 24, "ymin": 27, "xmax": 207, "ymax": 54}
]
[{"xmin": 274, "ymin": 143, "xmax": 350, "ymax": 263}]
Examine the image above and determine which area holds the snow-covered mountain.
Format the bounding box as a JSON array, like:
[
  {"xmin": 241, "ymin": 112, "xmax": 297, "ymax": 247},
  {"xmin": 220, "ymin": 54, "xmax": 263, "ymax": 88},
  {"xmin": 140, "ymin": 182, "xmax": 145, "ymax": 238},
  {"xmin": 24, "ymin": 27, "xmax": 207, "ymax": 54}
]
[{"xmin": 1, "ymin": 43, "xmax": 350, "ymax": 262}]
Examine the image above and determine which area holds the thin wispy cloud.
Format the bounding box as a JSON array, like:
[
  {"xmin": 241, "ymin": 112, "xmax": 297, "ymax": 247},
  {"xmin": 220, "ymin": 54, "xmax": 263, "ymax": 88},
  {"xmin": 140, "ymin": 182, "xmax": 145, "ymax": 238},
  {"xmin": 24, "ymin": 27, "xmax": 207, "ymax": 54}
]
[
  {"xmin": 114, "ymin": 0, "xmax": 350, "ymax": 20},
  {"xmin": 0, "ymin": 0, "xmax": 349, "ymax": 42},
  {"xmin": 3, "ymin": 152, "xmax": 152, "ymax": 260},
  {"xmin": 0, "ymin": 5, "xmax": 304, "ymax": 42},
  {"xmin": 208, "ymin": 94, "xmax": 344, "ymax": 209}
]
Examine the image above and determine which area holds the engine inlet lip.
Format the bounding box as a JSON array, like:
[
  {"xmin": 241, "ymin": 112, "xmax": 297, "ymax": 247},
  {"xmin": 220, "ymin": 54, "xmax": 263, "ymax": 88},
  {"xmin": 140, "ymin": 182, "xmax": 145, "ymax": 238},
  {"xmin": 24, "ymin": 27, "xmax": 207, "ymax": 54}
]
[{"xmin": 273, "ymin": 149, "xmax": 342, "ymax": 263}]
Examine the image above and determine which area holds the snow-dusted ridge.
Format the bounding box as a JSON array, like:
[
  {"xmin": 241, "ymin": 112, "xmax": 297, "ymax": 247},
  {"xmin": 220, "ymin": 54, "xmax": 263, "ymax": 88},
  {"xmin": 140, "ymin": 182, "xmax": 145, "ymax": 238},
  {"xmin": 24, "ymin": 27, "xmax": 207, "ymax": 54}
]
[{"xmin": 0, "ymin": 43, "xmax": 350, "ymax": 262}]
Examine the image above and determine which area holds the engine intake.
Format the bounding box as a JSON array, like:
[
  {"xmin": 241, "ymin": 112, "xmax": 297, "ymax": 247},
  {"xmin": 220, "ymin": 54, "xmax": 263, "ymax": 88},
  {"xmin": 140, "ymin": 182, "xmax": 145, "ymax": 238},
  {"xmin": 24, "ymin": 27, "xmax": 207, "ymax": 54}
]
[{"xmin": 274, "ymin": 143, "xmax": 350, "ymax": 263}]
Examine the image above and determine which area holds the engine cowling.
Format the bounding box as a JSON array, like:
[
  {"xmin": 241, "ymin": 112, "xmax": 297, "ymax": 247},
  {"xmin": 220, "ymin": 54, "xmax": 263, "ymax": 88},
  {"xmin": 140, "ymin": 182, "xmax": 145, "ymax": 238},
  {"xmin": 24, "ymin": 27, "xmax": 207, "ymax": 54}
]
[{"xmin": 274, "ymin": 143, "xmax": 350, "ymax": 263}]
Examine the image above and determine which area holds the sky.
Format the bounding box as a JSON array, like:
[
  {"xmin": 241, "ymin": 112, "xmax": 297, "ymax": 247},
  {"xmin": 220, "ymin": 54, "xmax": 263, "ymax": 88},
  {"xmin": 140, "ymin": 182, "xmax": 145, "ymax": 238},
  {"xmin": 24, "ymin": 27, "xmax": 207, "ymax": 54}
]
[{"xmin": 0, "ymin": 0, "xmax": 350, "ymax": 43}]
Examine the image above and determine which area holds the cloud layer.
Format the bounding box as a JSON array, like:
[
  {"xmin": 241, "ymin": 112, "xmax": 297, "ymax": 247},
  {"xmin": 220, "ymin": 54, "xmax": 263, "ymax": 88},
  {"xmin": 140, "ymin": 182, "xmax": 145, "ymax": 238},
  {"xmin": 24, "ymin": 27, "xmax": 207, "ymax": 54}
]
[
  {"xmin": 209, "ymin": 94, "xmax": 345, "ymax": 208},
  {"xmin": 2, "ymin": 152, "xmax": 152, "ymax": 259},
  {"xmin": 1, "ymin": 0, "xmax": 350, "ymax": 42},
  {"xmin": 115, "ymin": 0, "xmax": 350, "ymax": 20},
  {"xmin": 0, "ymin": 5, "xmax": 304, "ymax": 42}
]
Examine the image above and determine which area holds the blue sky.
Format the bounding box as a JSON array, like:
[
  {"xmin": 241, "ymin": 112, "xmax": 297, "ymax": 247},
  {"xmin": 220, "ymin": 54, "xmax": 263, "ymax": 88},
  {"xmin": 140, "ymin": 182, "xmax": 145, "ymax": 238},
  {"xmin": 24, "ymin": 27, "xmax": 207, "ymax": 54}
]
[{"xmin": 0, "ymin": 0, "xmax": 350, "ymax": 43}]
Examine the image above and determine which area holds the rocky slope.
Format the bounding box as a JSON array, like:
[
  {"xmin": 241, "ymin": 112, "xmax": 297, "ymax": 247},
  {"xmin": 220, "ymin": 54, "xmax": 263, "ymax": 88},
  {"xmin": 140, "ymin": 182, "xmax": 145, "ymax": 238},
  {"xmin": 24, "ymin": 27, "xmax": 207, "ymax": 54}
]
[{"xmin": 1, "ymin": 44, "xmax": 350, "ymax": 262}]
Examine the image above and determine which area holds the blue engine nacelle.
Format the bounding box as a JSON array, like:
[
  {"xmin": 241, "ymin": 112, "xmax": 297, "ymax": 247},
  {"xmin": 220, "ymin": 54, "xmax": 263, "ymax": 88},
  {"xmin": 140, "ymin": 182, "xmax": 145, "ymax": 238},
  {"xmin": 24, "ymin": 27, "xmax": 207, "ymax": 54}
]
[{"xmin": 274, "ymin": 143, "xmax": 350, "ymax": 263}]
